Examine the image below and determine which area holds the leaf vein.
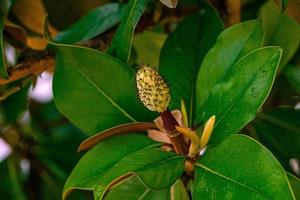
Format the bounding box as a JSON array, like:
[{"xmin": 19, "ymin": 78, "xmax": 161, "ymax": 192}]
[
  {"xmin": 76, "ymin": 66, "xmax": 137, "ymax": 122},
  {"xmin": 195, "ymin": 163, "xmax": 269, "ymax": 199}
]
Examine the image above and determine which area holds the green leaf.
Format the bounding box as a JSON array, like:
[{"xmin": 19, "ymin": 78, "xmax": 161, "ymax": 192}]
[
  {"xmin": 63, "ymin": 134, "xmax": 184, "ymax": 200},
  {"xmin": 260, "ymin": 1, "xmax": 300, "ymax": 71},
  {"xmin": 195, "ymin": 20, "xmax": 263, "ymax": 118},
  {"xmin": 3, "ymin": 86, "xmax": 29, "ymax": 123},
  {"xmin": 196, "ymin": 47, "xmax": 281, "ymax": 143},
  {"xmin": 193, "ymin": 135, "xmax": 295, "ymax": 199},
  {"xmin": 253, "ymin": 108, "xmax": 300, "ymax": 172},
  {"xmin": 279, "ymin": 0, "xmax": 289, "ymax": 12},
  {"xmin": 7, "ymin": 157, "xmax": 27, "ymax": 200},
  {"xmin": 133, "ymin": 31, "xmax": 167, "ymax": 67},
  {"xmin": 54, "ymin": 3, "xmax": 124, "ymax": 44},
  {"xmin": 171, "ymin": 178, "xmax": 190, "ymax": 200},
  {"xmin": 0, "ymin": 0, "xmax": 16, "ymax": 17},
  {"xmin": 284, "ymin": 64, "xmax": 300, "ymax": 92},
  {"xmin": 52, "ymin": 44, "xmax": 156, "ymax": 135},
  {"xmin": 0, "ymin": 17, "xmax": 8, "ymax": 78},
  {"xmin": 287, "ymin": 172, "xmax": 300, "ymax": 199},
  {"xmin": 105, "ymin": 176, "xmax": 189, "ymax": 200},
  {"xmin": 108, "ymin": 0, "xmax": 150, "ymax": 62},
  {"xmin": 0, "ymin": 162, "xmax": 14, "ymax": 199},
  {"xmin": 159, "ymin": 5, "xmax": 223, "ymax": 125}
]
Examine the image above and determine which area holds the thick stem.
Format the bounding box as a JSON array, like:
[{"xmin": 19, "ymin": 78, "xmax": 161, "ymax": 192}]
[{"xmin": 160, "ymin": 110, "xmax": 188, "ymax": 155}]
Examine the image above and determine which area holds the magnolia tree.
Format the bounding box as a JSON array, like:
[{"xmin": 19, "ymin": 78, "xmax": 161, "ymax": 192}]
[{"xmin": 0, "ymin": 0, "xmax": 300, "ymax": 200}]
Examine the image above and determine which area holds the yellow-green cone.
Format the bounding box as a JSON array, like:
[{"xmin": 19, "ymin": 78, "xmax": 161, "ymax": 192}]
[{"xmin": 136, "ymin": 65, "xmax": 170, "ymax": 112}]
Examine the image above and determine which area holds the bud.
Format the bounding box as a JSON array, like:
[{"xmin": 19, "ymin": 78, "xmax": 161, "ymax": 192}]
[
  {"xmin": 136, "ymin": 65, "xmax": 170, "ymax": 112},
  {"xmin": 200, "ymin": 115, "xmax": 216, "ymax": 149}
]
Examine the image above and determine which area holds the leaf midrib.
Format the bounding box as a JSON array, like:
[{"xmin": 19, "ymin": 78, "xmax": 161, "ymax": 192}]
[
  {"xmin": 139, "ymin": 188, "xmax": 150, "ymax": 200},
  {"xmin": 213, "ymin": 62, "xmax": 268, "ymax": 132},
  {"xmin": 95, "ymin": 144, "xmax": 179, "ymax": 199},
  {"xmin": 195, "ymin": 163, "xmax": 269, "ymax": 199},
  {"xmin": 103, "ymin": 148, "xmax": 181, "ymax": 180},
  {"xmin": 216, "ymin": 24, "xmax": 259, "ymax": 84},
  {"xmin": 195, "ymin": 23, "xmax": 259, "ymax": 123},
  {"xmin": 99, "ymin": 142, "xmax": 161, "ymax": 180},
  {"xmin": 74, "ymin": 64, "xmax": 137, "ymax": 122},
  {"xmin": 65, "ymin": 143, "xmax": 158, "ymax": 192},
  {"xmin": 118, "ymin": 0, "xmax": 138, "ymax": 61}
]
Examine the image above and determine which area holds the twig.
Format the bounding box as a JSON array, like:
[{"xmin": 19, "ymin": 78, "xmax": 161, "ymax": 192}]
[
  {"xmin": 0, "ymin": 54, "xmax": 54, "ymax": 85},
  {"xmin": 1, "ymin": 5, "xmax": 198, "ymax": 85}
]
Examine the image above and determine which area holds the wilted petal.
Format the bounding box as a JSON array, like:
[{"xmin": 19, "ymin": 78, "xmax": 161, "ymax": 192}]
[
  {"xmin": 148, "ymin": 109, "xmax": 185, "ymax": 144},
  {"xmin": 160, "ymin": 0, "xmax": 178, "ymax": 8},
  {"xmin": 153, "ymin": 109, "xmax": 184, "ymax": 133},
  {"xmin": 148, "ymin": 129, "xmax": 172, "ymax": 144}
]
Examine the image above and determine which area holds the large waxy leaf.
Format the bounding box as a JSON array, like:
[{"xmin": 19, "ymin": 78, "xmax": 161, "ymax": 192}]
[
  {"xmin": 52, "ymin": 44, "xmax": 156, "ymax": 135},
  {"xmin": 253, "ymin": 108, "xmax": 300, "ymax": 171},
  {"xmin": 284, "ymin": 64, "xmax": 300, "ymax": 92},
  {"xmin": 159, "ymin": 5, "xmax": 223, "ymax": 125},
  {"xmin": 0, "ymin": 17, "xmax": 8, "ymax": 78},
  {"xmin": 195, "ymin": 47, "xmax": 281, "ymax": 143},
  {"xmin": 63, "ymin": 134, "xmax": 185, "ymax": 200},
  {"xmin": 0, "ymin": 0, "xmax": 16, "ymax": 17},
  {"xmin": 3, "ymin": 85, "xmax": 29, "ymax": 123},
  {"xmin": 54, "ymin": 3, "xmax": 124, "ymax": 44},
  {"xmin": 105, "ymin": 176, "xmax": 189, "ymax": 200},
  {"xmin": 193, "ymin": 135, "xmax": 295, "ymax": 199},
  {"xmin": 195, "ymin": 20, "xmax": 263, "ymax": 118},
  {"xmin": 279, "ymin": 0, "xmax": 289, "ymax": 12},
  {"xmin": 108, "ymin": 0, "xmax": 149, "ymax": 62},
  {"xmin": 260, "ymin": 1, "xmax": 300, "ymax": 71},
  {"xmin": 7, "ymin": 157, "xmax": 27, "ymax": 200},
  {"xmin": 287, "ymin": 173, "xmax": 300, "ymax": 199},
  {"xmin": 0, "ymin": 163, "xmax": 14, "ymax": 199}
]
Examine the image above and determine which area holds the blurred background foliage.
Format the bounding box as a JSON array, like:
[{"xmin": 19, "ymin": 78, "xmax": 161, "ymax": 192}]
[{"xmin": 0, "ymin": 0, "xmax": 300, "ymax": 199}]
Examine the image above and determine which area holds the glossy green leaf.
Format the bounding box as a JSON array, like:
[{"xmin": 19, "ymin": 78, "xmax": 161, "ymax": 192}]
[
  {"xmin": 195, "ymin": 20, "xmax": 263, "ymax": 118},
  {"xmin": 171, "ymin": 178, "xmax": 190, "ymax": 200},
  {"xmin": 54, "ymin": 3, "xmax": 124, "ymax": 44},
  {"xmin": 196, "ymin": 47, "xmax": 281, "ymax": 143},
  {"xmin": 0, "ymin": 0, "xmax": 16, "ymax": 17},
  {"xmin": 287, "ymin": 173, "xmax": 300, "ymax": 199},
  {"xmin": 193, "ymin": 135, "xmax": 294, "ymax": 199},
  {"xmin": 7, "ymin": 157, "xmax": 27, "ymax": 200},
  {"xmin": 133, "ymin": 31, "xmax": 167, "ymax": 67},
  {"xmin": 52, "ymin": 44, "xmax": 156, "ymax": 135},
  {"xmin": 63, "ymin": 134, "xmax": 184, "ymax": 200},
  {"xmin": 279, "ymin": 0, "xmax": 289, "ymax": 12},
  {"xmin": 0, "ymin": 163, "xmax": 14, "ymax": 199},
  {"xmin": 30, "ymin": 102, "xmax": 85, "ymax": 173},
  {"xmin": 105, "ymin": 176, "xmax": 189, "ymax": 200},
  {"xmin": 159, "ymin": 5, "xmax": 223, "ymax": 125},
  {"xmin": 253, "ymin": 108, "xmax": 300, "ymax": 171},
  {"xmin": 3, "ymin": 86, "xmax": 29, "ymax": 123},
  {"xmin": 284, "ymin": 64, "xmax": 300, "ymax": 92},
  {"xmin": 260, "ymin": 1, "xmax": 300, "ymax": 71},
  {"xmin": 108, "ymin": 0, "xmax": 149, "ymax": 62},
  {"xmin": 0, "ymin": 17, "xmax": 8, "ymax": 78},
  {"xmin": 28, "ymin": 101, "xmax": 86, "ymax": 200}
]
